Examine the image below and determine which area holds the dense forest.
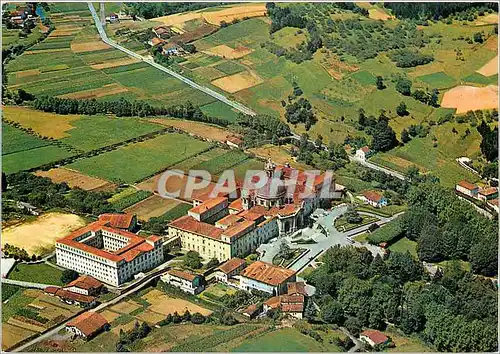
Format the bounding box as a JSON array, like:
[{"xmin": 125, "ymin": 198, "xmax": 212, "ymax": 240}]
[
  {"xmin": 385, "ymin": 2, "xmax": 498, "ymax": 20},
  {"xmin": 124, "ymin": 2, "xmax": 221, "ymax": 19},
  {"xmin": 305, "ymin": 244, "xmax": 498, "ymax": 352}
]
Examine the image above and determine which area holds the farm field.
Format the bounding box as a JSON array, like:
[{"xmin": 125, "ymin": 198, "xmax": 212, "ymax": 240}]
[
  {"xmin": 8, "ymin": 263, "xmax": 64, "ymax": 286},
  {"xmin": 2, "ymin": 123, "xmax": 50, "ymax": 155},
  {"xmin": 124, "ymin": 195, "xmax": 188, "ymax": 221},
  {"xmin": 2, "ymin": 145, "xmax": 74, "ymax": 174},
  {"xmin": 35, "ymin": 168, "xmax": 116, "ymax": 192},
  {"xmin": 147, "ymin": 118, "xmax": 231, "ymax": 142},
  {"xmin": 2, "ymin": 289, "xmax": 81, "ymax": 351},
  {"xmin": 67, "ymin": 133, "xmax": 212, "ymax": 184},
  {"xmin": 1, "ymin": 212, "xmax": 86, "ymax": 255}
]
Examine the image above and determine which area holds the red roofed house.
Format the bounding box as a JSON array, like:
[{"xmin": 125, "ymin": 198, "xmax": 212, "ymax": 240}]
[
  {"xmin": 455, "ymin": 180, "xmax": 479, "ymax": 198},
  {"xmin": 215, "ymin": 257, "xmax": 247, "ymax": 284},
  {"xmin": 242, "ymin": 303, "xmax": 262, "ymax": 319},
  {"xmin": 263, "ymin": 281, "xmax": 307, "ymax": 319},
  {"xmin": 161, "ymin": 269, "xmax": 205, "ymax": 295},
  {"xmin": 45, "ymin": 286, "xmax": 97, "ymax": 308},
  {"xmin": 360, "ymin": 191, "xmax": 387, "ymax": 208},
  {"xmin": 239, "ymin": 260, "xmax": 296, "ymax": 295},
  {"xmin": 64, "ymin": 275, "xmax": 103, "ymax": 296},
  {"xmin": 360, "ymin": 329, "xmax": 391, "ymax": 348},
  {"xmin": 355, "ymin": 146, "xmax": 372, "ymax": 161},
  {"xmin": 66, "ymin": 312, "xmax": 109, "ymax": 339},
  {"xmin": 478, "ymin": 187, "xmax": 498, "ymax": 202},
  {"xmin": 55, "ymin": 221, "xmax": 163, "ymax": 286},
  {"xmin": 487, "ymin": 199, "xmax": 499, "ymax": 213},
  {"xmin": 98, "ymin": 213, "xmax": 137, "ymax": 231}
]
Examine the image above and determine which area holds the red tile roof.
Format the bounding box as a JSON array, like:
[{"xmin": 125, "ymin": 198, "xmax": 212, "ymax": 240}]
[
  {"xmin": 169, "ymin": 215, "xmax": 224, "ymax": 241},
  {"xmin": 65, "ymin": 276, "xmax": 102, "ymax": 291},
  {"xmin": 479, "ymin": 187, "xmax": 498, "ymax": 196},
  {"xmin": 242, "ymin": 303, "xmax": 259, "ymax": 316},
  {"xmin": 457, "ymin": 180, "xmax": 478, "ymax": 191},
  {"xmin": 223, "ymin": 220, "xmax": 255, "ymax": 239},
  {"xmin": 167, "ymin": 269, "xmax": 198, "ymax": 282},
  {"xmin": 281, "ymin": 303, "xmax": 304, "ymax": 313},
  {"xmin": 218, "ymin": 258, "xmax": 246, "ymax": 274},
  {"xmin": 360, "ymin": 146, "xmax": 370, "ymax": 153},
  {"xmin": 264, "ymin": 296, "xmax": 281, "ymax": 309},
  {"xmin": 240, "ymin": 261, "xmax": 296, "ymax": 286},
  {"xmin": 45, "ymin": 286, "xmax": 59, "ymax": 294},
  {"xmin": 360, "ymin": 330, "xmax": 389, "ymax": 345},
  {"xmin": 487, "ymin": 198, "xmax": 499, "ymax": 206},
  {"xmin": 56, "ymin": 221, "xmax": 160, "ymax": 263},
  {"xmin": 189, "ymin": 197, "xmax": 227, "ymax": 216},
  {"xmin": 363, "ymin": 191, "xmax": 384, "ymax": 203},
  {"xmin": 54, "ymin": 289, "xmax": 95, "ymax": 304},
  {"xmin": 98, "ymin": 213, "xmax": 135, "ymax": 229},
  {"xmin": 287, "ymin": 282, "xmax": 306, "ymax": 295},
  {"xmin": 67, "ymin": 312, "xmax": 108, "ymax": 337},
  {"xmin": 216, "ymin": 214, "xmax": 243, "ymax": 227},
  {"xmin": 229, "ymin": 198, "xmax": 243, "ymax": 212}
]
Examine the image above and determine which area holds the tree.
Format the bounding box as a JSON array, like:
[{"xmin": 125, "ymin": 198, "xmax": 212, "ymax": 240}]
[
  {"xmin": 344, "ymin": 317, "xmax": 363, "ymax": 336},
  {"xmin": 395, "ymin": 78, "xmax": 412, "ymax": 96},
  {"xmin": 191, "ymin": 312, "xmax": 205, "ymax": 324},
  {"xmin": 396, "ymin": 101, "xmax": 408, "ymax": 116},
  {"xmin": 61, "ymin": 269, "xmax": 79, "ymax": 284},
  {"xmin": 371, "ymin": 116, "xmax": 397, "ymax": 152},
  {"xmin": 376, "ymin": 76, "xmax": 385, "ymax": 90},
  {"xmin": 205, "ymin": 257, "xmax": 219, "ymax": 269},
  {"xmin": 183, "ymin": 250, "xmax": 202, "ymax": 269},
  {"xmin": 1, "ymin": 172, "xmax": 7, "ymax": 192},
  {"xmin": 401, "ymin": 128, "xmax": 411, "ymax": 143},
  {"xmin": 344, "ymin": 206, "xmax": 362, "ymax": 224},
  {"xmin": 473, "ymin": 32, "xmax": 484, "ymax": 43},
  {"xmin": 321, "ymin": 300, "xmax": 345, "ymax": 324}
]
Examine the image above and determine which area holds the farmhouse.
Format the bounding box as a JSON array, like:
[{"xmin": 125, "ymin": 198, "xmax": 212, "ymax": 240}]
[
  {"xmin": 44, "ymin": 286, "xmax": 97, "ymax": 308},
  {"xmin": 153, "ymin": 25, "xmax": 172, "ymax": 40},
  {"xmin": 355, "ymin": 146, "xmax": 372, "ymax": 161},
  {"xmin": 263, "ymin": 281, "xmax": 307, "ymax": 319},
  {"xmin": 360, "ymin": 191, "xmax": 387, "ymax": 208},
  {"xmin": 161, "ymin": 269, "xmax": 205, "ymax": 294},
  {"xmin": 487, "ymin": 199, "xmax": 499, "ymax": 213},
  {"xmin": 168, "ymin": 160, "xmax": 341, "ymax": 261},
  {"xmin": 455, "ymin": 180, "xmax": 479, "ymax": 198},
  {"xmin": 16, "ymin": 201, "xmax": 39, "ymax": 215},
  {"xmin": 360, "ymin": 329, "xmax": 391, "ymax": 348},
  {"xmin": 478, "ymin": 187, "xmax": 498, "ymax": 201},
  {"xmin": 55, "ymin": 214, "xmax": 164, "ymax": 286},
  {"xmin": 242, "ymin": 303, "xmax": 262, "ymax": 319},
  {"xmin": 239, "ymin": 260, "xmax": 296, "ymax": 295},
  {"xmin": 66, "ymin": 312, "xmax": 109, "ymax": 339},
  {"xmin": 63, "ymin": 275, "xmax": 103, "ymax": 296},
  {"xmin": 214, "ymin": 257, "xmax": 247, "ymax": 284}
]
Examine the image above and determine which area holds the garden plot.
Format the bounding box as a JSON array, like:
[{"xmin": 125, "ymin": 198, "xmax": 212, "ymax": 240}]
[
  {"xmin": 441, "ymin": 85, "xmax": 499, "ymax": 113},
  {"xmin": 203, "ymin": 44, "xmax": 253, "ymax": 59},
  {"xmin": 35, "ymin": 168, "xmax": 115, "ymax": 192},
  {"xmin": 211, "ymin": 70, "xmax": 263, "ymax": 93}
]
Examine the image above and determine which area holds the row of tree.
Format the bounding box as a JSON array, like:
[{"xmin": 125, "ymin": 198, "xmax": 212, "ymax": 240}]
[
  {"xmin": 31, "ymin": 95, "xmax": 229, "ymax": 126},
  {"xmin": 385, "ymin": 2, "xmax": 498, "ymax": 20}
]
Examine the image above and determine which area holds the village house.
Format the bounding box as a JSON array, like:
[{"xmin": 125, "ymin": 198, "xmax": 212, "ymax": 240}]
[
  {"xmin": 360, "ymin": 191, "xmax": 387, "ymax": 208},
  {"xmin": 478, "ymin": 187, "xmax": 498, "ymax": 201},
  {"xmin": 455, "ymin": 180, "xmax": 479, "ymax": 198},
  {"xmin": 44, "ymin": 286, "xmax": 97, "ymax": 308},
  {"xmin": 105, "ymin": 12, "xmax": 119, "ymax": 23},
  {"xmin": 242, "ymin": 303, "xmax": 262, "ymax": 319},
  {"xmin": 487, "ymin": 199, "xmax": 499, "ymax": 213},
  {"xmin": 161, "ymin": 269, "xmax": 205, "ymax": 295},
  {"xmin": 66, "ymin": 312, "xmax": 109, "ymax": 340},
  {"xmin": 63, "ymin": 275, "xmax": 104, "ymax": 296},
  {"xmin": 359, "ymin": 329, "xmax": 391, "ymax": 348},
  {"xmin": 152, "ymin": 25, "xmax": 172, "ymax": 40},
  {"xmin": 239, "ymin": 260, "xmax": 296, "ymax": 295},
  {"xmin": 225, "ymin": 135, "xmax": 243, "ymax": 149},
  {"xmin": 214, "ymin": 257, "xmax": 247, "ymax": 284},
  {"xmin": 263, "ymin": 282, "xmax": 307, "ymax": 319},
  {"xmin": 355, "ymin": 146, "xmax": 372, "ymax": 161},
  {"xmin": 16, "ymin": 201, "xmax": 39, "ymax": 215}
]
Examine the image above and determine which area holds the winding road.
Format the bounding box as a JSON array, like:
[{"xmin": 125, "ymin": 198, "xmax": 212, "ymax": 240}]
[{"xmin": 87, "ymin": 2, "xmax": 256, "ymax": 117}]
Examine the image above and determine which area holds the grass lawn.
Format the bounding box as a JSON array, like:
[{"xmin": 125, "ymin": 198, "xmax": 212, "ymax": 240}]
[
  {"xmin": 356, "ymin": 204, "xmax": 407, "ymax": 217},
  {"xmin": 8, "ymin": 263, "xmax": 64, "ymax": 286},
  {"xmin": 417, "ymin": 71, "xmax": 457, "ymax": 89},
  {"xmin": 385, "ymin": 327, "xmax": 433, "ymax": 352},
  {"xmin": 352, "ymin": 232, "xmax": 369, "ymax": 243},
  {"xmin": 434, "ymin": 259, "xmax": 472, "ymax": 272},
  {"xmin": 388, "ymin": 237, "xmax": 418, "ymax": 258},
  {"xmin": 230, "ymin": 328, "xmax": 326, "ymax": 352},
  {"xmin": 200, "ymin": 101, "xmax": 241, "ymax": 122},
  {"xmin": 1, "ymin": 289, "xmax": 38, "ymax": 322},
  {"xmin": 334, "ymin": 215, "xmax": 378, "ymax": 232},
  {"xmin": 68, "ymin": 133, "xmax": 211, "ymax": 184},
  {"xmin": 200, "ymin": 283, "xmax": 237, "ymax": 302}
]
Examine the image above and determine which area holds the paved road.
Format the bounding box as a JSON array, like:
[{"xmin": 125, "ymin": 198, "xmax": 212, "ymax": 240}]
[
  {"xmin": 340, "ymin": 326, "xmax": 363, "ymax": 352},
  {"xmin": 87, "ymin": 2, "xmax": 256, "ymax": 117},
  {"xmin": 1, "ymin": 278, "xmax": 57, "ymax": 289},
  {"xmin": 350, "ymin": 156, "xmax": 405, "ymax": 180}
]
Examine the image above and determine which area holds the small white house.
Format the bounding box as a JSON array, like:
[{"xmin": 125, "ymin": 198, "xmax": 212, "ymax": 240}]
[
  {"xmin": 66, "ymin": 312, "xmax": 109, "ymax": 340},
  {"xmin": 360, "ymin": 191, "xmax": 387, "ymax": 208},
  {"xmin": 161, "ymin": 269, "xmax": 205, "ymax": 295},
  {"xmin": 355, "ymin": 146, "xmax": 372, "ymax": 161},
  {"xmin": 214, "ymin": 257, "xmax": 246, "ymax": 284},
  {"xmin": 360, "ymin": 330, "xmax": 390, "ymax": 348},
  {"xmin": 455, "ymin": 180, "xmax": 479, "ymax": 198}
]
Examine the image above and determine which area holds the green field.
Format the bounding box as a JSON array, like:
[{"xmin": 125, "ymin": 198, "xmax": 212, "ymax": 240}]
[
  {"xmin": 60, "ymin": 116, "xmax": 163, "ymax": 151},
  {"xmin": 191, "ymin": 150, "xmax": 249, "ymax": 176},
  {"xmin": 417, "ymin": 71, "xmax": 457, "ymax": 88},
  {"xmin": 350, "ymin": 70, "xmax": 377, "ymax": 85},
  {"xmin": 214, "ymin": 61, "xmax": 246, "ymax": 75},
  {"xmin": 2, "ymin": 124, "xmax": 50, "ymax": 155},
  {"xmin": 231, "ymin": 328, "xmax": 327, "ymax": 352},
  {"xmin": 67, "ymin": 133, "xmax": 211, "ymax": 183},
  {"xmin": 8, "ymin": 263, "xmax": 64, "ymax": 286},
  {"xmin": 3, "ymin": 145, "xmax": 74, "ymax": 174},
  {"xmin": 2, "ymin": 290, "xmax": 37, "ymax": 323},
  {"xmin": 463, "ymin": 72, "xmax": 498, "ymax": 85}
]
